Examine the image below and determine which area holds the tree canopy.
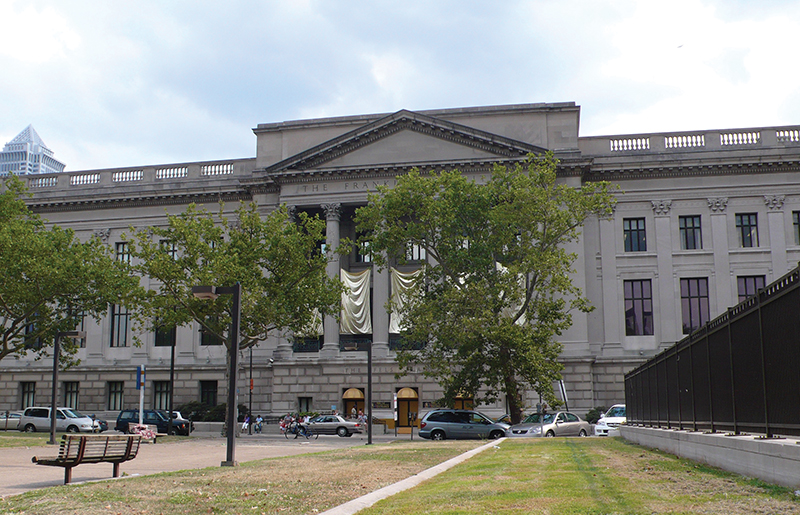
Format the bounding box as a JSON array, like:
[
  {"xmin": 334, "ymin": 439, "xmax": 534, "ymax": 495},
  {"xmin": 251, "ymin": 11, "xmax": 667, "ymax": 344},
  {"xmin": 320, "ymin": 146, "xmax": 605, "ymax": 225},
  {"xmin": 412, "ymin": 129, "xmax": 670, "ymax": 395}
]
[
  {"xmin": 0, "ymin": 176, "xmax": 139, "ymax": 364},
  {"xmin": 354, "ymin": 152, "xmax": 617, "ymax": 423},
  {"xmin": 126, "ymin": 203, "xmax": 343, "ymax": 351}
]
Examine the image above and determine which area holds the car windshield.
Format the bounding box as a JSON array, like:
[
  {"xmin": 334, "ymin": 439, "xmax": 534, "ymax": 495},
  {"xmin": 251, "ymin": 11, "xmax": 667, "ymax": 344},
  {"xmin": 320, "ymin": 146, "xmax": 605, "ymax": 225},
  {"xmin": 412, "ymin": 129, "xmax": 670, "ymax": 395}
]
[
  {"xmin": 522, "ymin": 413, "xmax": 557, "ymax": 424},
  {"xmin": 61, "ymin": 409, "xmax": 84, "ymax": 419},
  {"xmin": 606, "ymin": 406, "xmax": 626, "ymax": 418}
]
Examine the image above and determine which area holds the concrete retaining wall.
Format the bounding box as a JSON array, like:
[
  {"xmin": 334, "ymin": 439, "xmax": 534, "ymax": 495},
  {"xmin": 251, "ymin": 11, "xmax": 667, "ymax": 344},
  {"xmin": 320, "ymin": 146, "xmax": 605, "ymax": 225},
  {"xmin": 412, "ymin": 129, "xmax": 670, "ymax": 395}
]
[{"xmin": 621, "ymin": 426, "xmax": 800, "ymax": 488}]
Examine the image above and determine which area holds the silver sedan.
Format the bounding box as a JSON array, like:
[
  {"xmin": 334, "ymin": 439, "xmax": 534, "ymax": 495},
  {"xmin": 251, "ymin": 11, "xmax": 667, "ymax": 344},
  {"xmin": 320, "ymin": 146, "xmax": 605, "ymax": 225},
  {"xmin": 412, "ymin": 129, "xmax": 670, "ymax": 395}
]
[
  {"xmin": 509, "ymin": 411, "xmax": 591, "ymax": 438},
  {"xmin": 307, "ymin": 415, "xmax": 364, "ymax": 437}
]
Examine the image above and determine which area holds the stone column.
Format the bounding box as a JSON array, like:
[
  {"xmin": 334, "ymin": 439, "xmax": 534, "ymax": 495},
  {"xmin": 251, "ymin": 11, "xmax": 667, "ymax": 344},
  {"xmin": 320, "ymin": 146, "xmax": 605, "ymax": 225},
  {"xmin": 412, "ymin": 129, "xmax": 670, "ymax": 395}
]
[
  {"xmin": 652, "ymin": 200, "xmax": 677, "ymax": 344},
  {"xmin": 321, "ymin": 203, "xmax": 341, "ymax": 359},
  {"xmin": 765, "ymin": 195, "xmax": 788, "ymax": 277},
  {"xmin": 372, "ymin": 259, "xmax": 390, "ymax": 358},
  {"xmin": 599, "ymin": 209, "xmax": 620, "ymax": 353},
  {"xmin": 708, "ymin": 198, "xmax": 732, "ymax": 306}
]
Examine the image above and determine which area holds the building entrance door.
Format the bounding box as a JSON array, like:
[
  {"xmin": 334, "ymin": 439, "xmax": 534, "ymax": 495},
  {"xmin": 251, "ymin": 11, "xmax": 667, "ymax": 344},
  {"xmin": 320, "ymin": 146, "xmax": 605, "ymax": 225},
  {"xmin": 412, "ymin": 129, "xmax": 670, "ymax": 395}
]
[{"xmin": 396, "ymin": 387, "xmax": 418, "ymax": 427}]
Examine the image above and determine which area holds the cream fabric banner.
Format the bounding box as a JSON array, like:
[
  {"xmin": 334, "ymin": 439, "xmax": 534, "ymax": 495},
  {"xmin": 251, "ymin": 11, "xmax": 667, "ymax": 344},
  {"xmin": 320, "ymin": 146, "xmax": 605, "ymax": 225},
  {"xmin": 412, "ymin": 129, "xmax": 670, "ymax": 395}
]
[
  {"xmin": 389, "ymin": 267, "xmax": 423, "ymax": 333},
  {"xmin": 340, "ymin": 268, "xmax": 372, "ymax": 335}
]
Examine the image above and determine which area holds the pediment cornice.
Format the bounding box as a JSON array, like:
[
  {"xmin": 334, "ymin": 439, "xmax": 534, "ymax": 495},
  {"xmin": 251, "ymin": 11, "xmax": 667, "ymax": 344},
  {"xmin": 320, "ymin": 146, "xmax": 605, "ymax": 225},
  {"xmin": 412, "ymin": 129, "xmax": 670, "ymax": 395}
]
[{"xmin": 263, "ymin": 109, "xmax": 548, "ymax": 175}]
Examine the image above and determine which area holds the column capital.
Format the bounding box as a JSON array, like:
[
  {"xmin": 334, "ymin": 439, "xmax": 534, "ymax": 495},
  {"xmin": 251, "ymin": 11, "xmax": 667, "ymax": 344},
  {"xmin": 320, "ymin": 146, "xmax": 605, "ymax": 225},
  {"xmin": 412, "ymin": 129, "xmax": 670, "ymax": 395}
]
[
  {"xmin": 321, "ymin": 203, "xmax": 342, "ymax": 221},
  {"xmin": 764, "ymin": 194, "xmax": 785, "ymax": 211},
  {"xmin": 707, "ymin": 197, "xmax": 728, "ymax": 213},
  {"xmin": 651, "ymin": 199, "xmax": 672, "ymax": 216}
]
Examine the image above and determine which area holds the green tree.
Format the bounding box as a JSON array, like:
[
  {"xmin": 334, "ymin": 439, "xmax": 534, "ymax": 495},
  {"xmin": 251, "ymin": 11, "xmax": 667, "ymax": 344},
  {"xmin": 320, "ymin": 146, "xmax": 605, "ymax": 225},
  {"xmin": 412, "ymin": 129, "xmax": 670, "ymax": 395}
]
[
  {"xmin": 126, "ymin": 202, "xmax": 343, "ymax": 351},
  {"xmin": 355, "ymin": 153, "xmax": 617, "ymax": 423},
  {"xmin": 0, "ymin": 176, "xmax": 139, "ymax": 364}
]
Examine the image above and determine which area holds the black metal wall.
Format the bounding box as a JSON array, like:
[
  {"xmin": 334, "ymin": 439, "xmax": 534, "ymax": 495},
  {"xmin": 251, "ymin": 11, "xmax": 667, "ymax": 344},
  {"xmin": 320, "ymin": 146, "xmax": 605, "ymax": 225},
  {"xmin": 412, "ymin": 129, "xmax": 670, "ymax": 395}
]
[{"xmin": 625, "ymin": 266, "xmax": 800, "ymax": 437}]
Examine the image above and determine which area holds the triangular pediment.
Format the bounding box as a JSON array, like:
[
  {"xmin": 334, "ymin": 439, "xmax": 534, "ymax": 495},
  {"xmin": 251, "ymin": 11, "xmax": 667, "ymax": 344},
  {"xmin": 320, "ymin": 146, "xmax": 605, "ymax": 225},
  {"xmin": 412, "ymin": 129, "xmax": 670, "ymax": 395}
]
[{"xmin": 263, "ymin": 110, "xmax": 546, "ymax": 175}]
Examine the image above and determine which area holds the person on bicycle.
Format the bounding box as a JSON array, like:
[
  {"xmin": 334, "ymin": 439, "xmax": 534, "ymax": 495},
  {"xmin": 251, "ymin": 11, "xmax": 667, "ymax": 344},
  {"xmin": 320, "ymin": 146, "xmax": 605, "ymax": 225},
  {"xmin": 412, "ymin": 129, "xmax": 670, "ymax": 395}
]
[{"xmin": 294, "ymin": 413, "xmax": 309, "ymax": 437}]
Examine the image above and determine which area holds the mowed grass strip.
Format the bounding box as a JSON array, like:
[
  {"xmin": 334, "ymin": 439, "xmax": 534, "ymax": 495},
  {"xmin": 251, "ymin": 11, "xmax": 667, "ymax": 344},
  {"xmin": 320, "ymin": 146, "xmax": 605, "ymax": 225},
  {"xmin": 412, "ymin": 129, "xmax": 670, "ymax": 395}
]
[
  {"xmin": 0, "ymin": 440, "xmax": 483, "ymax": 515},
  {"xmin": 360, "ymin": 438, "xmax": 800, "ymax": 515}
]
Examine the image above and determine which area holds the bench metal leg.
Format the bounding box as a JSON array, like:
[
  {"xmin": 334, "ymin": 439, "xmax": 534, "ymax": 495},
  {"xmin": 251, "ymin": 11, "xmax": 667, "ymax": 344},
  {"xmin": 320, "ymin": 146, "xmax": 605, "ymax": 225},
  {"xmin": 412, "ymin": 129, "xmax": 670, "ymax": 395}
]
[
  {"xmin": 113, "ymin": 463, "xmax": 120, "ymax": 478},
  {"xmin": 64, "ymin": 467, "xmax": 72, "ymax": 485}
]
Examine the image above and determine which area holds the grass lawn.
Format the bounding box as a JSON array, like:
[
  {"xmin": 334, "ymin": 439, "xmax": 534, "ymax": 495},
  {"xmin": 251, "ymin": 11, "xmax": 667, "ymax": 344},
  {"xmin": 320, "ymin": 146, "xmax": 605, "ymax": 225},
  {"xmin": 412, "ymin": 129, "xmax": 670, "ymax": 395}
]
[{"xmin": 1, "ymin": 437, "xmax": 798, "ymax": 514}]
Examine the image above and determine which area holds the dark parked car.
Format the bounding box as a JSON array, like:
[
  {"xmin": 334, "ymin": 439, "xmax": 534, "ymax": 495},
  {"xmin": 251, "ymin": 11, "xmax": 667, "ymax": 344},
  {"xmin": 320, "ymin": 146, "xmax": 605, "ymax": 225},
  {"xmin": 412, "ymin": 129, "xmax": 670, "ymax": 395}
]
[
  {"xmin": 89, "ymin": 414, "xmax": 108, "ymax": 433},
  {"xmin": 115, "ymin": 409, "xmax": 192, "ymax": 436},
  {"xmin": 419, "ymin": 409, "xmax": 509, "ymax": 440}
]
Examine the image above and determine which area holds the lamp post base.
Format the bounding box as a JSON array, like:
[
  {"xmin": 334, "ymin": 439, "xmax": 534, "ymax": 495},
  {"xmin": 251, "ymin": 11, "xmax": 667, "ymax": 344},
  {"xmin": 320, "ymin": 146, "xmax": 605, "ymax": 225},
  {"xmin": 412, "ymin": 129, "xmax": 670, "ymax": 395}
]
[{"xmin": 220, "ymin": 460, "xmax": 238, "ymax": 467}]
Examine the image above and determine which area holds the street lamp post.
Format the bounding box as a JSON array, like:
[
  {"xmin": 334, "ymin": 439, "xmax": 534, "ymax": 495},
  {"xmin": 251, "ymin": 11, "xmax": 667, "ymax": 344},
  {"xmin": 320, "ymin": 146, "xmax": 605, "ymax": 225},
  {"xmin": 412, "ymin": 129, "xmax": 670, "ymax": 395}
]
[
  {"xmin": 50, "ymin": 331, "xmax": 86, "ymax": 445},
  {"xmin": 248, "ymin": 346, "xmax": 252, "ymax": 435},
  {"xmin": 192, "ymin": 283, "xmax": 241, "ymax": 467},
  {"xmin": 367, "ymin": 339, "xmax": 373, "ymax": 445}
]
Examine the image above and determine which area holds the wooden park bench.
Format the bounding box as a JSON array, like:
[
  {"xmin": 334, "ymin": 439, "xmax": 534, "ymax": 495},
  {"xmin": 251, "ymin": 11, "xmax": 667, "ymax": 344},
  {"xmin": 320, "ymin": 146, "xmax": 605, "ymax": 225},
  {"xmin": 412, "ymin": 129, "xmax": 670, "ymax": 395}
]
[{"xmin": 32, "ymin": 433, "xmax": 142, "ymax": 484}]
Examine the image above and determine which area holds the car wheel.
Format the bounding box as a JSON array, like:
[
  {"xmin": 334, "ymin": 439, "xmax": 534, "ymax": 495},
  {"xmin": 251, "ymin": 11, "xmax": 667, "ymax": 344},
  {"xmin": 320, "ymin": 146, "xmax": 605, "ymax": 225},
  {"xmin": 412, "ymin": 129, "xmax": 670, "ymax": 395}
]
[
  {"xmin": 336, "ymin": 427, "xmax": 349, "ymax": 437},
  {"xmin": 66, "ymin": 425, "xmax": 79, "ymax": 433},
  {"xmin": 579, "ymin": 429, "xmax": 588, "ymax": 437},
  {"xmin": 489, "ymin": 430, "xmax": 504, "ymax": 440},
  {"xmin": 431, "ymin": 430, "xmax": 446, "ymax": 441},
  {"xmin": 24, "ymin": 424, "xmax": 36, "ymax": 433},
  {"xmin": 545, "ymin": 430, "xmax": 555, "ymax": 437}
]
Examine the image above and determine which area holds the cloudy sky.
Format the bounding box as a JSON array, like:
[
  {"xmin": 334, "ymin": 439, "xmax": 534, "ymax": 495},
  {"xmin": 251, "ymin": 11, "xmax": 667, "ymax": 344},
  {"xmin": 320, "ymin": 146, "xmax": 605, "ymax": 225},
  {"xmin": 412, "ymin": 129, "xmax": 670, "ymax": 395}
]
[{"xmin": 2, "ymin": 0, "xmax": 799, "ymax": 171}]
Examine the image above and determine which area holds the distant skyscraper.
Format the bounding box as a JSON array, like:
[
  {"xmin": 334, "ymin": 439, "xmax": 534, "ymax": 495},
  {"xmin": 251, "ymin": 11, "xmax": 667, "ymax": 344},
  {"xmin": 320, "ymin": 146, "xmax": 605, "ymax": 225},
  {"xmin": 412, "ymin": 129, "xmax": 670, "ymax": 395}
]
[{"xmin": 0, "ymin": 125, "xmax": 66, "ymax": 175}]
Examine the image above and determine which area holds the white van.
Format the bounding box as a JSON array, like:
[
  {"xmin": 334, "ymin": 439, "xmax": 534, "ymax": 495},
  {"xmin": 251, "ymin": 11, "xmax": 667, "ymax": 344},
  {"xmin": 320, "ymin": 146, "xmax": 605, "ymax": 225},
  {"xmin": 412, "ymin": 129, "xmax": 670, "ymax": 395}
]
[{"xmin": 18, "ymin": 407, "xmax": 96, "ymax": 433}]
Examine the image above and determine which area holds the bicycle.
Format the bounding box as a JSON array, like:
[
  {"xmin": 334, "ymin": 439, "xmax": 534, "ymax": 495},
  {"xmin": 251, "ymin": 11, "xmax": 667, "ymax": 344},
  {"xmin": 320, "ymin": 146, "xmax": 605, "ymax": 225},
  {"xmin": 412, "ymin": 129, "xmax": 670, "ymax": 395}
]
[{"xmin": 283, "ymin": 422, "xmax": 318, "ymax": 440}]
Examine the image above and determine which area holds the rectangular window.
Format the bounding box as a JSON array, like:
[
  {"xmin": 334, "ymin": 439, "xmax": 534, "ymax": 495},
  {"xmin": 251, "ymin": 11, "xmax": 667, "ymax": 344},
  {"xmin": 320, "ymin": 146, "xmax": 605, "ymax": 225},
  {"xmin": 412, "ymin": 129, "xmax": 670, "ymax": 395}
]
[
  {"xmin": 63, "ymin": 382, "xmax": 79, "ymax": 409},
  {"xmin": 24, "ymin": 319, "xmax": 41, "ymax": 350},
  {"xmin": 623, "ymin": 218, "xmax": 647, "ymax": 252},
  {"xmin": 200, "ymin": 381, "xmax": 218, "ymax": 406},
  {"xmin": 298, "ymin": 397, "xmax": 312, "ymax": 413},
  {"xmin": 794, "ymin": 211, "xmax": 800, "ymax": 245},
  {"xmin": 680, "ymin": 278, "xmax": 710, "ymax": 334},
  {"xmin": 624, "ymin": 279, "xmax": 653, "ymax": 336},
  {"xmin": 160, "ymin": 239, "xmax": 178, "ymax": 260},
  {"xmin": 735, "ymin": 213, "xmax": 759, "ymax": 247},
  {"xmin": 355, "ymin": 241, "xmax": 372, "ymax": 263},
  {"xmin": 406, "ymin": 244, "xmax": 427, "ymax": 261},
  {"xmin": 108, "ymin": 381, "xmax": 124, "ymax": 411},
  {"xmin": 115, "ymin": 242, "xmax": 131, "ymax": 263},
  {"xmin": 20, "ymin": 382, "xmax": 35, "ymax": 409},
  {"xmin": 737, "ymin": 275, "xmax": 765, "ymax": 303},
  {"xmin": 679, "ymin": 215, "xmax": 702, "ymax": 250},
  {"xmin": 110, "ymin": 305, "xmax": 129, "ymax": 347},
  {"xmin": 200, "ymin": 330, "xmax": 224, "ymax": 346},
  {"xmin": 74, "ymin": 311, "xmax": 86, "ymax": 348},
  {"xmin": 155, "ymin": 325, "xmax": 176, "ymax": 347},
  {"xmin": 153, "ymin": 381, "xmax": 171, "ymax": 410}
]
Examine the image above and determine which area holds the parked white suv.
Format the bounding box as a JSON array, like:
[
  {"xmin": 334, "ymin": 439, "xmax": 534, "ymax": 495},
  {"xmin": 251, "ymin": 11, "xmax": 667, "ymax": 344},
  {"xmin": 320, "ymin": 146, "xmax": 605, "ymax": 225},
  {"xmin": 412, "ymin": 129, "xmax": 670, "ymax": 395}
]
[
  {"xmin": 594, "ymin": 404, "xmax": 626, "ymax": 436},
  {"xmin": 19, "ymin": 407, "xmax": 96, "ymax": 433}
]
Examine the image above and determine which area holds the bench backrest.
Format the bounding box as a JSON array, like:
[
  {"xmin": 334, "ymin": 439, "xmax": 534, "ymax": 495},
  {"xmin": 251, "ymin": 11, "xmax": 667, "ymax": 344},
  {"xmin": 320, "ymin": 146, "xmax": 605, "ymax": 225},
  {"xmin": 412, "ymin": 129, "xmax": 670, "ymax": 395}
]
[{"xmin": 57, "ymin": 434, "xmax": 141, "ymax": 461}]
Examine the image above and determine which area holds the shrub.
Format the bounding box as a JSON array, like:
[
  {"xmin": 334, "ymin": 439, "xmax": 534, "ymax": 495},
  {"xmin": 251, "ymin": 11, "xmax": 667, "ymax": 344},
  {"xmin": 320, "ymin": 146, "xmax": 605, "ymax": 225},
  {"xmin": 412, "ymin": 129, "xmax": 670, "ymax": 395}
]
[{"xmin": 585, "ymin": 406, "xmax": 607, "ymax": 425}]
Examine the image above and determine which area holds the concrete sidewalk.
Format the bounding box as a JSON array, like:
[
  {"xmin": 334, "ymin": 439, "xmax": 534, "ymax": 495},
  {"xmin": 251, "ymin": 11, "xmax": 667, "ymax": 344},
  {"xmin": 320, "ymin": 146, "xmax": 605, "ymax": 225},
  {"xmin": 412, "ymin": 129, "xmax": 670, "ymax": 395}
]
[{"xmin": 0, "ymin": 436, "xmax": 347, "ymax": 498}]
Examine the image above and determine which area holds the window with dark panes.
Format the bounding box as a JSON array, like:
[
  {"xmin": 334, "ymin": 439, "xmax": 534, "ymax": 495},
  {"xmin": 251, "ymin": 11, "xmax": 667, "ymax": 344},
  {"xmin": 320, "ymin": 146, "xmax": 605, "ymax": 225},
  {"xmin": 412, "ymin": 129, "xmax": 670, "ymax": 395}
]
[
  {"xmin": 737, "ymin": 275, "xmax": 765, "ymax": 302},
  {"xmin": 108, "ymin": 381, "xmax": 124, "ymax": 411},
  {"xmin": 110, "ymin": 304, "xmax": 129, "ymax": 347},
  {"xmin": 794, "ymin": 211, "xmax": 800, "ymax": 245},
  {"xmin": 735, "ymin": 213, "xmax": 759, "ymax": 247},
  {"xmin": 20, "ymin": 382, "xmax": 35, "ymax": 409},
  {"xmin": 624, "ymin": 279, "xmax": 653, "ymax": 335},
  {"xmin": 200, "ymin": 381, "xmax": 218, "ymax": 406},
  {"xmin": 63, "ymin": 382, "xmax": 79, "ymax": 409},
  {"xmin": 680, "ymin": 278, "xmax": 710, "ymax": 334},
  {"xmin": 679, "ymin": 215, "xmax": 702, "ymax": 250},
  {"xmin": 153, "ymin": 381, "xmax": 170, "ymax": 410},
  {"xmin": 115, "ymin": 242, "xmax": 131, "ymax": 263},
  {"xmin": 623, "ymin": 218, "xmax": 647, "ymax": 252}
]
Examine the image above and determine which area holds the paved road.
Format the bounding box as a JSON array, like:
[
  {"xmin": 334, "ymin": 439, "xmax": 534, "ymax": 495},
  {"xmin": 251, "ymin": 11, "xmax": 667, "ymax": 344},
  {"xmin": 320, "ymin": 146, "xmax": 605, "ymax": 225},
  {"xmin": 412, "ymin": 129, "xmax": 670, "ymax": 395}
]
[{"xmin": 0, "ymin": 431, "xmax": 417, "ymax": 498}]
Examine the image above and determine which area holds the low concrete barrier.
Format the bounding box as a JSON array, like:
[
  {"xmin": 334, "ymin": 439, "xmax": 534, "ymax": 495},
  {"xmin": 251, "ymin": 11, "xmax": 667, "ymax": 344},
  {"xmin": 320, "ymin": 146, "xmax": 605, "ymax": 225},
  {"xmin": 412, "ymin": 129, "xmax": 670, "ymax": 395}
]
[{"xmin": 621, "ymin": 426, "xmax": 800, "ymax": 488}]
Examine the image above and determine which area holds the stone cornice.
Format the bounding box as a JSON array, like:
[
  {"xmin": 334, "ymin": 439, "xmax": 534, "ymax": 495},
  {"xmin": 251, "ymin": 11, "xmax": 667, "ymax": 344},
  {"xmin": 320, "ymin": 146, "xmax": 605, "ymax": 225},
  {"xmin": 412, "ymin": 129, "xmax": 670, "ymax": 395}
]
[
  {"xmin": 583, "ymin": 159, "xmax": 800, "ymax": 181},
  {"xmin": 28, "ymin": 190, "xmax": 254, "ymax": 214}
]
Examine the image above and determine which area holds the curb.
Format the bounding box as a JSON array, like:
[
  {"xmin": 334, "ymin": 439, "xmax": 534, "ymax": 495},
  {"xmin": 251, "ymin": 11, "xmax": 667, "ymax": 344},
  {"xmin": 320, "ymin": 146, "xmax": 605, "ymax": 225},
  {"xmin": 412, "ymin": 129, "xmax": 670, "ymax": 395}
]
[{"xmin": 319, "ymin": 438, "xmax": 505, "ymax": 515}]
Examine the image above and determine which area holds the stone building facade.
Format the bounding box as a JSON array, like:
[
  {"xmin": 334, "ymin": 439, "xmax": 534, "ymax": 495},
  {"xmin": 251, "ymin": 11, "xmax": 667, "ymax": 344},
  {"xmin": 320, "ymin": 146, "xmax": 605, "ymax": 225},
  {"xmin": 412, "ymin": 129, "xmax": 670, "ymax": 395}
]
[{"xmin": 3, "ymin": 102, "xmax": 800, "ymax": 424}]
